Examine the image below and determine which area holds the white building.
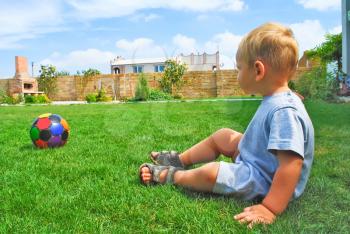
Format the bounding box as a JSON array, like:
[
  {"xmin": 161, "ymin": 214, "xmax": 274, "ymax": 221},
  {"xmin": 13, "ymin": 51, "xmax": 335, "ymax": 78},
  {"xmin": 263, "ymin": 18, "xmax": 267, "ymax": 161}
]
[{"xmin": 110, "ymin": 52, "xmax": 220, "ymax": 74}]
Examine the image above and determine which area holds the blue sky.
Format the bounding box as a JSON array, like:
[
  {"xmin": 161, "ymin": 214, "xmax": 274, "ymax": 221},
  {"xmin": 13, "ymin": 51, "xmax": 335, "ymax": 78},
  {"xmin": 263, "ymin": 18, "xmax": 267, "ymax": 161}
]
[{"xmin": 0, "ymin": 0, "xmax": 342, "ymax": 78}]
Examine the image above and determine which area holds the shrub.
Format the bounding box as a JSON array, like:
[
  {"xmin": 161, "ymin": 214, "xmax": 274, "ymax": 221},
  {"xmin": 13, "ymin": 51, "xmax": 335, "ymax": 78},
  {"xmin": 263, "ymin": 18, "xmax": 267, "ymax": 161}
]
[
  {"xmin": 82, "ymin": 68, "xmax": 101, "ymax": 77},
  {"xmin": 159, "ymin": 59, "xmax": 187, "ymax": 94},
  {"xmin": 25, "ymin": 95, "xmax": 36, "ymax": 103},
  {"xmin": 85, "ymin": 93, "xmax": 97, "ymax": 103},
  {"xmin": 96, "ymin": 89, "xmax": 112, "ymax": 102},
  {"xmin": 86, "ymin": 89, "xmax": 112, "ymax": 103},
  {"xmin": 3, "ymin": 94, "xmax": 23, "ymax": 104},
  {"xmin": 134, "ymin": 73, "xmax": 150, "ymax": 101},
  {"xmin": 148, "ymin": 89, "xmax": 173, "ymax": 101},
  {"xmin": 36, "ymin": 94, "xmax": 51, "ymax": 103},
  {"xmin": 294, "ymin": 66, "xmax": 338, "ymax": 101},
  {"xmin": 119, "ymin": 97, "xmax": 130, "ymax": 102},
  {"xmin": 38, "ymin": 65, "xmax": 58, "ymax": 99},
  {"xmin": 172, "ymin": 93, "xmax": 184, "ymax": 100},
  {"xmin": 25, "ymin": 94, "xmax": 51, "ymax": 104},
  {"xmin": 0, "ymin": 88, "xmax": 7, "ymax": 103}
]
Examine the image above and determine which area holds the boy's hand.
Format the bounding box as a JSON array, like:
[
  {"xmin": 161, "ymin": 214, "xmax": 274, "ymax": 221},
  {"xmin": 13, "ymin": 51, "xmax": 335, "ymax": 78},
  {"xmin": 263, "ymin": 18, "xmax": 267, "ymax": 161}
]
[{"xmin": 234, "ymin": 204, "xmax": 276, "ymax": 229}]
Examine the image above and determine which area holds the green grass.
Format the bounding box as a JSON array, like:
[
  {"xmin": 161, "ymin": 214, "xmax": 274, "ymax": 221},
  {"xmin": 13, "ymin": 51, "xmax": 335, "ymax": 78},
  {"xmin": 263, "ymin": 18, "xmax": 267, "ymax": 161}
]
[{"xmin": 0, "ymin": 100, "xmax": 349, "ymax": 233}]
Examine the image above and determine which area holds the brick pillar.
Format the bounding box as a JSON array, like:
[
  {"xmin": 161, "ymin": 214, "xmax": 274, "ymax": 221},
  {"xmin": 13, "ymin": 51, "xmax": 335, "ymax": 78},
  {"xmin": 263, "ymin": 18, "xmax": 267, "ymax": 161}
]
[{"xmin": 15, "ymin": 56, "xmax": 30, "ymax": 79}]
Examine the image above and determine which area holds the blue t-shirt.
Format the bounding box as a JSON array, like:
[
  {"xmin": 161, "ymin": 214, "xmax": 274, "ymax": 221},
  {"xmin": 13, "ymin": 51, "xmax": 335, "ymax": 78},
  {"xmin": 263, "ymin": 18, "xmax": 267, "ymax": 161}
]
[{"xmin": 236, "ymin": 90, "xmax": 314, "ymax": 199}]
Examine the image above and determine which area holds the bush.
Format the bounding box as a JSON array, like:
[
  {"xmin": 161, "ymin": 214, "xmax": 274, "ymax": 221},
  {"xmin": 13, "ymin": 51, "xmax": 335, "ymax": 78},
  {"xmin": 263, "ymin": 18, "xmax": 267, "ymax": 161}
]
[
  {"xmin": 294, "ymin": 66, "xmax": 338, "ymax": 101},
  {"xmin": 85, "ymin": 93, "xmax": 97, "ymax": 103},
  {"xmin": 86, "ymin": 89, "xmax": 112, "ymax": 103},
  {"xmin": 36, "ymin": 94, "xmax": 51, "ymax": 103},
  {"xmin": 134, "ymin": 73, "xmax": 150, "ymax": 101},
  {"xmin": 38, "ymin": 65, "xmax": 58, "ymax": 99},
  {"xmin": 148, "ymin": 89, "xmax": 173, "ymax": 101},
  {"xmin": 25, "ymin": 95, "xmax": 36, "ymax": 103},
  {"xmin": 172, "ymin": 93, "xmax": 183, "ymax": 100},
  {"xmin": 3, "ymin": 94, "xmax": 23, "ymax": 104},
  {"xmin": 82, "ymin": 68, "xmax": 101, "ymax": 77},
  {"xmin": 0, "ymin": 88, "xmax": 7, "ymax": 103},
  {"xmin": 96, "ymin": 89, "xmax": 112, "ymax": 102},
  {"xmin": 159, "ymin": 59, "xmax": 187, "ymax": 94},
  {"xmin": 24, "ymin": 94, "xmax": 51, "ymax": 104}
]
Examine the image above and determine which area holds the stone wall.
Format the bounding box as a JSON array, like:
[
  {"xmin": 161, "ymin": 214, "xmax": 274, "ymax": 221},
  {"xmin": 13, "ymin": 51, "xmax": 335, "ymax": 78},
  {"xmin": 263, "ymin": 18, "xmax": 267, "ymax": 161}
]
[
  {"xmin": 0, "ymin": 79, "xmax": 9, "ymax": 93},
  {"xmin": 0, "ymin": 68, "xmax": 310, "ymax": 100},
  {"xmin": 51, "ymin": 70, "xmax": 243, "ymax": 101}
]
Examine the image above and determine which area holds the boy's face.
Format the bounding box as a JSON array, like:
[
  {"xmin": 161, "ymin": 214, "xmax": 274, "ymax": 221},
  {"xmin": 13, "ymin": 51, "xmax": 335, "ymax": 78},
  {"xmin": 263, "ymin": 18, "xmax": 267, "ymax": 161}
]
[{"xmin": 236, "ymin": 60, "xmax": 256, "ymax": 94}]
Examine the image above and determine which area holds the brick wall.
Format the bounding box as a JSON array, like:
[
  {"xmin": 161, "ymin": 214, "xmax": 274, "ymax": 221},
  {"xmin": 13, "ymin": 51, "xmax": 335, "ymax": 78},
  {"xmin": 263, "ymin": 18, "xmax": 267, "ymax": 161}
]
[
  {"xmin": 0, "ymin": 68, "xmax": 310, "ymax": 100},
  {"xmin": 51, "ymin": 70, "xmax": 243, "ymax": 100},
  {"xmin": 0, "ymin": 79, "xmax": 9, "ymax": 93}
]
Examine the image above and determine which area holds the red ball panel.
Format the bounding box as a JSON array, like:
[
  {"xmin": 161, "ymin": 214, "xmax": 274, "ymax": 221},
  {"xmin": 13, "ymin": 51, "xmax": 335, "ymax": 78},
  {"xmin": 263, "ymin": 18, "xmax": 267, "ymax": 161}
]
[
  {"xmin": 37, "ymin": 118, "xmax": 51, "ymax": 130},
  {"xmin": 35, "ymin": 139, "xmax": 48, "ymax": 149}
]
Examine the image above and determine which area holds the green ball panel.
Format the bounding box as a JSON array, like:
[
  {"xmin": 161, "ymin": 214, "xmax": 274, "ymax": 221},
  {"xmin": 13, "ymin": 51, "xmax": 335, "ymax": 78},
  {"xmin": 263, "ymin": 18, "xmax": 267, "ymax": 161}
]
[{"xmin": 30, "ymin": 127, "xmax": 40, "ymax": 141}]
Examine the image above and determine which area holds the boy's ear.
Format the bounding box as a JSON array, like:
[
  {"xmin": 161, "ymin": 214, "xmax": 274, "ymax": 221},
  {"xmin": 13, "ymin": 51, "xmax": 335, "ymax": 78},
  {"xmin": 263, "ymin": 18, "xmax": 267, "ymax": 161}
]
[{"xmin": 254, "ymin": 60, "xmax": 265, "ymax": 82}]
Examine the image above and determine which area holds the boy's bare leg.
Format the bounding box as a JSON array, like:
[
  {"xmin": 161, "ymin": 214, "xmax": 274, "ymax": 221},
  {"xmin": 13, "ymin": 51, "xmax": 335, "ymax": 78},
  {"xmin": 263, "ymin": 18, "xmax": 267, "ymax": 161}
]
[
  {"xmin": 140, "ymin": 162, "xmax": 220, "ymax": 192},
  {"xmin": 151, "ymin": 128, "xmax": 242, "ymax": 166}
]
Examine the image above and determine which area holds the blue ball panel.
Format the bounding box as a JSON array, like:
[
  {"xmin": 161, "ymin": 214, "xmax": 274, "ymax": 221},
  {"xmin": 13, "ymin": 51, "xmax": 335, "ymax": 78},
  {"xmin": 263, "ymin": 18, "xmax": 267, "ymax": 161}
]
[{"xmin": 50, "ymin": 122, "xmax": 64, "ymax": 136}]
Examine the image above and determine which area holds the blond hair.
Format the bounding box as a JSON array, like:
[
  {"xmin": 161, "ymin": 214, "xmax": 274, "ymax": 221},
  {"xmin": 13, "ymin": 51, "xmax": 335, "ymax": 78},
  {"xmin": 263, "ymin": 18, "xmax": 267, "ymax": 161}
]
[{"xmin": 236, "ymin": 22, "xmax": 299, "ymax": 78}]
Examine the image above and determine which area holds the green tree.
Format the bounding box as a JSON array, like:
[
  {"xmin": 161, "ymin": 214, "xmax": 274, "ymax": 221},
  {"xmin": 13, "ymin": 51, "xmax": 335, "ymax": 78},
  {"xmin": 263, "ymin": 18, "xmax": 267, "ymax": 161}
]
[
  {"xmin": 55, "ymin": 70, "xmax": 70, "ymax": 76},
  {"xmin": 38, "ymin": 65, "xmax": 58, "ymax": 98},
  {"xmin": 306, "ymin": 33, "xmax": 342, "ymax": 79},
  {"xmin": 134, "ymin": 73, "xmax": 150, "ymax": 101},
  {"xmin": 82, "ymin": 68, "xmax": 101, "ymax": 77},
  {"xmin": 159, "ymin": 59, "xmax": 187, "ymax": 94}
]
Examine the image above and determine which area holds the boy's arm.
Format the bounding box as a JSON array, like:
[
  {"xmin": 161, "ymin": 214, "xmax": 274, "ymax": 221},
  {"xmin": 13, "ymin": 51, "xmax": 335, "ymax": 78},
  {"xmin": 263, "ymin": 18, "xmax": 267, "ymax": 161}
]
[
  {"xmin": 262, "ymin": 150, "xmax": 303, "ymax": 214},
  {"xmin": 234, "ymin": 150, "xmax": 303, "ymax": 228}
]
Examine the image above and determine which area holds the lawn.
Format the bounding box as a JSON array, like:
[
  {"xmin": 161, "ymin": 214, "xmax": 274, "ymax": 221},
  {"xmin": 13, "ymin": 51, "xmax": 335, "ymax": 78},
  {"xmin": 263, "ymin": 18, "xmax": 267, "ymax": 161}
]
[{"xmin": 0, "ymin": 100, "xmax": 349, "ymax": 233}]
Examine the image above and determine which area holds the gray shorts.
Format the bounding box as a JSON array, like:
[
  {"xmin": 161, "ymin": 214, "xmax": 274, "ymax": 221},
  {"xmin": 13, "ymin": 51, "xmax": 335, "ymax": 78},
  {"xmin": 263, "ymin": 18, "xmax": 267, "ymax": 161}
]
[{"xmin": 212, "ymin": 161, "xmax": 270, "ymax": 201}]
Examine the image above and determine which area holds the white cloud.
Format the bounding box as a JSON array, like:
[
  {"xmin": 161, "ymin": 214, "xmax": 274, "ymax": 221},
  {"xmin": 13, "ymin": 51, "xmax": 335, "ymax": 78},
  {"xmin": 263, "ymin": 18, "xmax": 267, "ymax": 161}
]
[
  {"xmin": 329, "ymin": 25, "xmax": 342, "ymax": 34},
  {"xmin": 205, "ymin": 32, "xmax": 242, "ymax": 55},
  {"xmin": 113, "ymin": 31, "xmax": 243, "ymax": 69},
  {"xmin": 166, "ymin": 0, "xmax": 246, "ymax": 12},
  {"xmin": 205, "ymin": 32, "xmax": 242, "ymax": 69},
  {"xmin": 40, "ymin": 49, "xmax": 116, "ymax": 74},
  {"xmin": 296, "ymin": 0, "xmax": 341, "ymax": 11},
  {"xmin": 0, "ymin": 0, "xmax": 247, "ymax": 49},
  {"xmin": 130, "ymin": 13, "xmax": 161, "ymax": 22},
  {"xmin": 196, "ymin": 14, "xmax": 210, "ymax": 21},
  {"xmin": 290, "ymin": 20, "xmax": 326, "ymax": 55},
  {"xmin": 172, "ymin": 34, "xmax": 197, "ymax": 54},
  {"xmin": 115, "ymin": 38, "xmax": 168, "ymax": 58},
  {"xmin": 0, "ymin": 0, "xmax": 65, "ymax": 49},
  {"xmin": 65, "ymin": 0, "xmax": 246, "ymax": 19}
]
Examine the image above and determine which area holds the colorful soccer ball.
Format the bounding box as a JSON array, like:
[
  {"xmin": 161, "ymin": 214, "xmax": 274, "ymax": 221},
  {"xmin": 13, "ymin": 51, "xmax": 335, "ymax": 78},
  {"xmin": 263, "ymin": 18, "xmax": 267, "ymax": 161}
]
[{"xmin": 30, "ymin": 113, "xmax": 70, "ymax": 149}]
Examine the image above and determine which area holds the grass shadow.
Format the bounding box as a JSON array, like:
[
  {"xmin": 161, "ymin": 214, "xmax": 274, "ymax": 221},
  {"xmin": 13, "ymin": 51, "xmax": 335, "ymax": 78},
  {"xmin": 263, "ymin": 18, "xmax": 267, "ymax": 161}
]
[{"xmin": 19, "ymin": 144, "xmax": 37, "ymax": 151}]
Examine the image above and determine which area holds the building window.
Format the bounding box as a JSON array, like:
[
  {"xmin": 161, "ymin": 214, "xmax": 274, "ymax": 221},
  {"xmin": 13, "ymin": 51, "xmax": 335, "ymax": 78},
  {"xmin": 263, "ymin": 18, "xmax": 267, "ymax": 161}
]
[
  {"xmin": 133, "ymin": 65, "xmax": 143, "ymax": 73},
  {"xmin": 24, "ymin": 83, "xmax": 33, "ymax": 89},
  {"xmin": 114, "ymin": 67, "xmax": 120, "ymax": 74},
  {"xmin": 154, "ymin": 65, "xmax": 165, "ymax": 72}
]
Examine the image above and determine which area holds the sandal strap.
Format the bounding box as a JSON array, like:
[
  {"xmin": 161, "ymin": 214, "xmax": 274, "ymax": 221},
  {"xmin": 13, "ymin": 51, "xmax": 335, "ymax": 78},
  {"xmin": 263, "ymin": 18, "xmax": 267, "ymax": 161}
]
[
  {"xmin": 139, "ymin": 163, "xmax": 181, "ymax": 185},
  {"xmin": 165, "ymin": 166, "xmax": 180, "ymax": 184},
  {"xmin": 153, "ymin": 150, "xmax": 184, "ymax": 168}
]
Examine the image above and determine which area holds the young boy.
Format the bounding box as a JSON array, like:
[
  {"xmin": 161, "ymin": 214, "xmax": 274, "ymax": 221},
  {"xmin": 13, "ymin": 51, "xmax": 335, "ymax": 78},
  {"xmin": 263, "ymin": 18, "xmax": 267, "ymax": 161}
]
[{"xmin": 139, "ymin": 22, "xmax": 314, "ymax": 228}]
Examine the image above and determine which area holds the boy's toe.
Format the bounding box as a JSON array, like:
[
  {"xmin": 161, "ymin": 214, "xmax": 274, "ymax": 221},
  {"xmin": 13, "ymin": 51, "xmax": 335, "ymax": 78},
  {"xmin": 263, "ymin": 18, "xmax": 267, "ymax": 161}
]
[{"xmin": 141, "ymin": 166, "xmax": 150, "ymax": 173}]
